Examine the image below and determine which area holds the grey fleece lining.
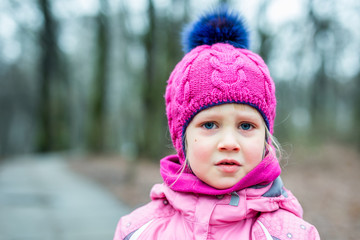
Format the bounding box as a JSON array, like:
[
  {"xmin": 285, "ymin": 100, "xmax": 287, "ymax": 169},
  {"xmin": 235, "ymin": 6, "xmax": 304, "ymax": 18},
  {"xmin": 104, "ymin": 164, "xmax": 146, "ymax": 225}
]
[{"xmin": 261, "ymin": 177, "xmax": 288, "ymax": 198}]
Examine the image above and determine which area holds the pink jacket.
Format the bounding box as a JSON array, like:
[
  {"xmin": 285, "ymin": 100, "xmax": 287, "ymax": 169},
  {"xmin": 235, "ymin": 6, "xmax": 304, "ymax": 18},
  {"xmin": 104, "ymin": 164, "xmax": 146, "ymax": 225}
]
[{"xmin": 113, "ymin": 178, "xmax": 320, "ymax": 239}]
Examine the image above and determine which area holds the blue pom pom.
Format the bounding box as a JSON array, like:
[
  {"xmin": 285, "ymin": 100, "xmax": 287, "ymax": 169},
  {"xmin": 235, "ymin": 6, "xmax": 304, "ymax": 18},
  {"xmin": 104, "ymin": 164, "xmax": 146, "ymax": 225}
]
[{"xmin": 182, "ymin": 6, "xmax": 249, "ymax": 53}]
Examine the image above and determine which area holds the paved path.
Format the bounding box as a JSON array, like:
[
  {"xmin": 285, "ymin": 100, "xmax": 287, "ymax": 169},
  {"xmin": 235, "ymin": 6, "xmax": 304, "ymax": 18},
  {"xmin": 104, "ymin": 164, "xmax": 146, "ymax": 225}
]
[{"xmin": 0, "ymin": 154, "xmax": 131, "ymax": 240}]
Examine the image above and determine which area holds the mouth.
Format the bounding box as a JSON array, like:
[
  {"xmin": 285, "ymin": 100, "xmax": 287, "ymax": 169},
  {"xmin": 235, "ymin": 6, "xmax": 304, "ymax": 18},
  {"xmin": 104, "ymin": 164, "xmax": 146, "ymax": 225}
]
[
  {"xmin": 215, "ymin": 159, "xmax": 241, "ymax": 173},
  {"xmin": 215, "ymin": 159, "xmax": 241, "ymax": 166}
]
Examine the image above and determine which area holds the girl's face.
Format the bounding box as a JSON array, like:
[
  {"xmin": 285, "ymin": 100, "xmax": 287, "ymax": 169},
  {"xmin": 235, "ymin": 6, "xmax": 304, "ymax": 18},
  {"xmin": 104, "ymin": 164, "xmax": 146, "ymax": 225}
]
[{"xmin": 185, "ymin": 103, "xmax": 266, "ymax": 189}]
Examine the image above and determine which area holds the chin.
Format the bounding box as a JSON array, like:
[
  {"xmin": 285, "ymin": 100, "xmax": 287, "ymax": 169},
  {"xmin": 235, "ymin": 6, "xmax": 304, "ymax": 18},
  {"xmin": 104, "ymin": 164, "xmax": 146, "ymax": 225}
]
[{"xmin": 212, "ymin": 181, "xmax": 237, "ymax": 190}]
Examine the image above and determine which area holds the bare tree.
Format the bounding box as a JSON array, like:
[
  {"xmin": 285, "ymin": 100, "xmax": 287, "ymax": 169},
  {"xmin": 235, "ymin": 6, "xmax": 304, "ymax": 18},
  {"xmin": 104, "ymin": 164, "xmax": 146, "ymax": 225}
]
[
  {"xmin": 87, "ymin": 0, "xmax": 110, "ymax": 152},
  {"xmin": 37, "ymin": 0, "xmax": 69, "ymax": 152}
]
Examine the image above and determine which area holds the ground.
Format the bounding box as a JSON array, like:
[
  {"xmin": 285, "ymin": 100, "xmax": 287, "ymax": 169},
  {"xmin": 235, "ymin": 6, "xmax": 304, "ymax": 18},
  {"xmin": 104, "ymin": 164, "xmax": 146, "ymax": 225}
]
[
  {"xmin": 0, "ymin": 154, "xmax": 130, "ymax": 240},
  {"xmin": 70, "ymin": 142, "xmax": 360, "ymax": 240}
]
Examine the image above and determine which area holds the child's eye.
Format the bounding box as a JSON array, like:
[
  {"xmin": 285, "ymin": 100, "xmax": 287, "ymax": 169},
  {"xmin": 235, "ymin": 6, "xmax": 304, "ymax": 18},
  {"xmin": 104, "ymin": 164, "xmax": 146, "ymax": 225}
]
[
  {"xmin": 240, "ymin": 123, "xmax": 253, "ymax": 130},
  {"xmin": 202, "ymin": 122, "xmax": 216, "ymax": 129}
]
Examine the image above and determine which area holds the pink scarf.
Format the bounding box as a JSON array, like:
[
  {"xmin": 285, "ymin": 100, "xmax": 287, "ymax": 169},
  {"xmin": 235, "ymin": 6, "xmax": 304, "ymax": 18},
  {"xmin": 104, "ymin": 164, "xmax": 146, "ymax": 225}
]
[{"xmin": 160, "ymin": 153, "xmax": 281, "ymax": 195}]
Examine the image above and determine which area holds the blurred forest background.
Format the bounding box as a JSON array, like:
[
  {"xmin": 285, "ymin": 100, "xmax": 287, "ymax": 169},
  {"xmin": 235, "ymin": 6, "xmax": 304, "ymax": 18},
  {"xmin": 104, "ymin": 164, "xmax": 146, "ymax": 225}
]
[
  {"xmin": 1, "ymin": 0, "xmax": 360, "ymax": 239},
  {"xmin": 1, "ymin": 0, "xmax": 359, "ymax": 159}
]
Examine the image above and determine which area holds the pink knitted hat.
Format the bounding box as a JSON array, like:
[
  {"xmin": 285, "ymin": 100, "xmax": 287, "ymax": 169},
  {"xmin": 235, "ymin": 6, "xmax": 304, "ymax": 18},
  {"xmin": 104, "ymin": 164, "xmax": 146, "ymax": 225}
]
[{"xmin": 162, "ymin": 7, "xmax": 279, "ymax": 194}]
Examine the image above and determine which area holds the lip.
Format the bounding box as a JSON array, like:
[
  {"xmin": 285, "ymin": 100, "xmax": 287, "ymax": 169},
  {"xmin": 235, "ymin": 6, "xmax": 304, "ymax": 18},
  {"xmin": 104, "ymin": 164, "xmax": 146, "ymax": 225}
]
[{"xmin": 215, "ymin": 159, "xmax": 241, "ymax": 173}]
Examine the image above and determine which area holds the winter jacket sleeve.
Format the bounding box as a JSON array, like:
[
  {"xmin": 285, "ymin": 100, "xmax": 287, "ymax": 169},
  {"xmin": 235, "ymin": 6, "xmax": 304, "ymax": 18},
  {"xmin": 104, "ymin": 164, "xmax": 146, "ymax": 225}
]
[
  {"xmin": 113, "ymin": 202, "xmax": 156, "ymax": 240},
  {"xmin": 251, "ymin": 209, "xmax": 320, "ymax": 240},
  {"xmin": 113, "ymin": 199, "xmax": 175, "ymax": 240}
]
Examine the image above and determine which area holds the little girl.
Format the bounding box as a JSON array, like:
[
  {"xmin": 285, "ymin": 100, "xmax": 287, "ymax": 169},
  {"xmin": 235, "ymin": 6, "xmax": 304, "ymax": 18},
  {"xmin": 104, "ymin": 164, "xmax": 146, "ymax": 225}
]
[{"xmin": 114, "ymin": 7, "xmax": 320, "ymax": 240}]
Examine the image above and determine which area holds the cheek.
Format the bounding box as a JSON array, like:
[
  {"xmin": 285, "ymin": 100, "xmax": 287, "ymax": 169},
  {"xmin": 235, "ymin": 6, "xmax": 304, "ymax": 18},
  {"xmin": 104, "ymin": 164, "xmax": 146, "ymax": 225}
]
[
  {"xmin": 187, "ymin": 137, "xmax": 212, "ymax": 164},
  {"xmin": 244, "ymin": 139, "xmax": 265, "ymax": 164}
]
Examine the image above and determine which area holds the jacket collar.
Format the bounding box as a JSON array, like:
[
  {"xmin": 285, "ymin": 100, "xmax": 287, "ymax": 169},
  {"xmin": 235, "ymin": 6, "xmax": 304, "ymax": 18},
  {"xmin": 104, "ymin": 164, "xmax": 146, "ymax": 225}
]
[{"xmin": 150, "ymin": 177, "xmax": 303, "ymax": 224}]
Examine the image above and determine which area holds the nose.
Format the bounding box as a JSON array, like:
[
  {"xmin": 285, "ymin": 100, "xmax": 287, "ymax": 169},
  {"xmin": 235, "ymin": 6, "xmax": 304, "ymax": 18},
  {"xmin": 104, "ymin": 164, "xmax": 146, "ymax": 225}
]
[{"xmin": 217, "ymin": 130, "xmax": 240, "ymax": 152}]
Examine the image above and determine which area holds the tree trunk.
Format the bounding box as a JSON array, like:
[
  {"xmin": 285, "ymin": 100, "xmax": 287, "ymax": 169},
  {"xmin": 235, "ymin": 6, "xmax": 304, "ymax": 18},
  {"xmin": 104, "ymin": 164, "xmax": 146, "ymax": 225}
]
[
  {"xmin": 37, "ymin": 0, "xmax": 58, "ymax": 152},
  {"xmin": 88, "ymin": 0, "xmax": 110, "ymax": 152},
  {"xmin": 140, "ymin": 0, "xmax": 158, "ymax": 158}
]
